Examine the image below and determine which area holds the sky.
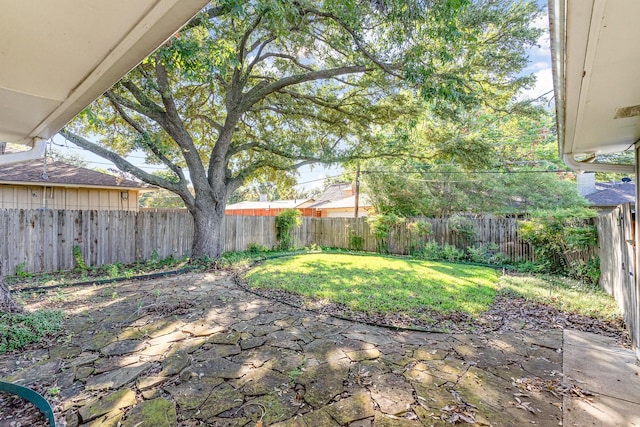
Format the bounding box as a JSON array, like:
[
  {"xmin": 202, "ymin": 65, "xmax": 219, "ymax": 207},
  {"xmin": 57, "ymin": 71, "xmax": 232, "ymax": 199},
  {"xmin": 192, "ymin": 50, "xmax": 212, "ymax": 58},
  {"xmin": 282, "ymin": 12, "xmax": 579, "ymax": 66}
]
[
  {"xmin": 49, "ymin": 1, "xmax": 554, "ymax": 194},
  {"xmin": 520, "ymin": 12, "xmax": 554, "ymax": 102}
]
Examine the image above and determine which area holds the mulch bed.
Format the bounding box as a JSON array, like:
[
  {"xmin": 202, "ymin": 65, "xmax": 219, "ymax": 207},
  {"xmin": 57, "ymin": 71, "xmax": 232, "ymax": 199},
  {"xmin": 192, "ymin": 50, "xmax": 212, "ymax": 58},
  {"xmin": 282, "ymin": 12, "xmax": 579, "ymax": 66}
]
[{"xmin": 0, "ymin": 390, "xmax": 49, "ymax": 427}]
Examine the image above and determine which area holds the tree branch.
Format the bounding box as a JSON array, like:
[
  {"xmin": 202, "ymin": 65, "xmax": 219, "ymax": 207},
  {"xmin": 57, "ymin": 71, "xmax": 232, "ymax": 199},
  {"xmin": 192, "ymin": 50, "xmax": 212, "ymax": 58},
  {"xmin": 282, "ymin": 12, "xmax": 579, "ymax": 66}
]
[
  {"xmin": 58, "ymin": 129, "xmax": 191, "ymax": 203},
  {"xmin": 304, "ymin": 8, "xmax": 403, "ymax": 77},
  {"xmin": 194, "ymin": 114, "xmax": 224, "ymax": 133},
  {"xmin": 250, "ymin": 52, "xmax": 316, "ymax": 75},
  {"xmin": 227, "ymin": 141, "xmax": 260, "ymax": 159},
  {"xmin": 104, "ymin": 92, "xmax": 187, "ymax": 183},
  {"xmin": 120, "ymin": 81, "xmax": 167, "ymax": 120},
  {"xmin": 241, "ymin": 65, "xmax": 369, "ymax": 110},
  {"xmin": 238, "ymin": 13, "xmax": 264, "ymax": 62},
  {"xmin": 247, "ymin": 104, "xmax": 345, "ymax": 127},
  {"xmin": 154, "ymin": 60, "xmax": 209, "ymax": 185},
  {"xmin": 105, "ymin": 90, "xmax": 164, "ymax": 123},
  {"xmin": 181, "ymin": 5, "xmax": 231, "ymax": 32}
]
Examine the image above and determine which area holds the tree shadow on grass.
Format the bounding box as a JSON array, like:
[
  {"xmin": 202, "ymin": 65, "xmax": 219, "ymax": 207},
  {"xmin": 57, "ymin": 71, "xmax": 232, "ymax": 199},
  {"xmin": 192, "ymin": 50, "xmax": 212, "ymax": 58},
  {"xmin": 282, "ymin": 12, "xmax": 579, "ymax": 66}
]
[{"xmin": 246, "ymin": 254, "xmax": 499, "ymax": 317}]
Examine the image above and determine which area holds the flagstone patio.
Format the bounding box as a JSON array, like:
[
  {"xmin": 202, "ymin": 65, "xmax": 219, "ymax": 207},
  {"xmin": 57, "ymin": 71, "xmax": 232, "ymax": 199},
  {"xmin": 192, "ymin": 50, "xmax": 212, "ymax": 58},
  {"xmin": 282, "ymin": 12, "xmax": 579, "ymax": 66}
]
[{"xmin": 1, "ymin": 271, "xmax": 568, "ymax": 426}]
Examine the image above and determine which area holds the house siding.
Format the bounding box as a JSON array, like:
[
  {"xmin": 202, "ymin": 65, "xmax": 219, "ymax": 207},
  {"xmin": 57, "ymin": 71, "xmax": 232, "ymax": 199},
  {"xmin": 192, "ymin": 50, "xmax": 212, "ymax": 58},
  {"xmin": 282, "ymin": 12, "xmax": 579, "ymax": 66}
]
[
  {"xmin": 323, "ymin": 207, "xmax": 369, "ymax": 218},
  {"xmin": 0, "ymin": 184, "xmax": 139, "ymax": 211}
]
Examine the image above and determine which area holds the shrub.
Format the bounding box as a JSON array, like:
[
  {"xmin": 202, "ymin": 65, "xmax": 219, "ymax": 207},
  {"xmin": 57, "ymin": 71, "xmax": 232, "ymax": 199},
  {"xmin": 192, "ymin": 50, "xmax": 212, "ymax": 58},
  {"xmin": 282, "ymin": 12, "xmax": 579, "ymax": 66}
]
[
  {"xmin": 367, "ymin": 213, "xmax": 405, "ymax": 254},
  {"xmin": 449, "ymin": 215, "xmax": 476, "ymax": 243},
  {"xmin": 413, "ymin": 241, "xmax": 463, "ymax": 262},
  {"xmin": 246, "ymin": 242, "xmax": 270, "ymax": 253},
  {"xmin": 73, "ymin": 245, "xmax": 87, "ymax": 271},
  {"xmin": 407, "ymin": 220, "xmax": 432, "ymax": 255},
  {"xmin": 348, "ymin": 230, "xmax": 365, "ymax": 251},
  {"xmin": 441, "ymin": 243, "xmax": 464, "ymax": 262},
  {"xmin": 466, "ymin": 243, "xmax": 508, "ymax": 265},
  {"xmin": 513, "ymin": 261, "xmax": 543, "ymax": 274},
  {"xmin": 105, "ymin": 263, "xmax": 119, "ymax": 278},
  {"xmin": 0, "ymin": 310, "xmax": 63, "ymax": 354},
  {"xmin": 306, "ymin": 243, "xmax": 322, "ymax": 252},
  {"xmin": 276, "ymin": 209, "xmax": 302, "ymax": 250},
  {"xmin": 14, "ymin": 262, "xmax": 31, "ymax": 278},
  {"xmin": 467, "ymin": 245, "xmax": 489, "ymax": 264},
  {"xmin": 570, "ymin": 257, "xmax": 601, "ymax": 285},
  {"xmin": 519, "ymin": 207, "xmax": 599, "ymax": 283},
  {"xmin": 415, "ymin": 241, "xmax": 442, "ymax": 260}
]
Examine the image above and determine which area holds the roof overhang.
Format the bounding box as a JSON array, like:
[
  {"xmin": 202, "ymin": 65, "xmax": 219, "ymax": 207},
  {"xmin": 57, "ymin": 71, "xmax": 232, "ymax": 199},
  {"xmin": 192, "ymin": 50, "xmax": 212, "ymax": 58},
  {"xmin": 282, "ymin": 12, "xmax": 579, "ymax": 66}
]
[
  {"xmin": 0, "ymin": 0, "xmax": 209, "ymax": 164},
  {"xmin": 550, "ymin": 0, "xmax": 638, "ymax": 173}
]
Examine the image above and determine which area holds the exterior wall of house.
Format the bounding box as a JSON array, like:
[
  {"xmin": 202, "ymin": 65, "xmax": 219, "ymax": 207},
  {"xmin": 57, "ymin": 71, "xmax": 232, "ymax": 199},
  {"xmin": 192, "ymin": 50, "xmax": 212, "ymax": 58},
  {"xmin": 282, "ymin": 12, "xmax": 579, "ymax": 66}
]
[
  {"xmin": 225, "ymin": 207, "xmax": 318, "ymax": 217},
  {"xmin": 321, "ymin": 207, "xmax": 370, "ymax": 218},
  {"xmin": 0, "ymin": 184, "xmax": 139, "ymax": 211}
]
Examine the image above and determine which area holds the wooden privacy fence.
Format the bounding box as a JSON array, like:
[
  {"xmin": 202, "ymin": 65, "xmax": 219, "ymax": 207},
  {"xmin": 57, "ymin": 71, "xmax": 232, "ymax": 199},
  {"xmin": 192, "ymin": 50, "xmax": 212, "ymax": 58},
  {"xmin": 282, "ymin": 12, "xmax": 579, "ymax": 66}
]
[
  {"xmin": 0, "ymin": 209, "xmax": 194, "ymax": 275},
  {"xmin": 0, "ymin": 209, "xmax": 535, "ymax": 276},
  {"xmin": 294, "ymin": 216, "xmax": 534, "ymax": 261},
  {"xmin": 597, "ymin": 203, "xmax": 639, "ymax": 351}
]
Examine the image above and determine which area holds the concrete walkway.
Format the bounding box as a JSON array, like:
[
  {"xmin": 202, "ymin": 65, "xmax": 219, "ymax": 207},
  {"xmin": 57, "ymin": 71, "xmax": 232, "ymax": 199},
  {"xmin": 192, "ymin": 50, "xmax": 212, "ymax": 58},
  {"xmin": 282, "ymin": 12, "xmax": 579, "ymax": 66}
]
[{"xmin": 563, "ymin": 330, "xmax": 640, "ymax": 426}]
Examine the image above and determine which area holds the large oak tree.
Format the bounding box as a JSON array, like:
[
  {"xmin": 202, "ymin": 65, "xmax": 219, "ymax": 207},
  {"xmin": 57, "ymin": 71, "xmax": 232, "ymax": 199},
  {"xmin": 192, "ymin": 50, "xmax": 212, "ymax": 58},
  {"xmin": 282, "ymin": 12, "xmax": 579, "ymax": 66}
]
[{"xmin": 61, "ymin": 0, "xmax": 542, "ymax": 259}]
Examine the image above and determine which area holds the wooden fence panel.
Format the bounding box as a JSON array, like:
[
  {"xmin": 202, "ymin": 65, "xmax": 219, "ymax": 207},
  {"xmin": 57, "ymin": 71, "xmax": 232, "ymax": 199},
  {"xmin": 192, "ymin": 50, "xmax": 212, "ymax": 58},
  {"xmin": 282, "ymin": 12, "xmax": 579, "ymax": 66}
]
[
  {"xmin": 1, "ymin": 209, "xmax": 544, "ymax": 276},
  {"xmin": 293, "ymin": 216, "xmax": 536, "ymax": 260},
  {"xmin": 597, "ymin": 204, "xmax": 638, "ymax": 349}
]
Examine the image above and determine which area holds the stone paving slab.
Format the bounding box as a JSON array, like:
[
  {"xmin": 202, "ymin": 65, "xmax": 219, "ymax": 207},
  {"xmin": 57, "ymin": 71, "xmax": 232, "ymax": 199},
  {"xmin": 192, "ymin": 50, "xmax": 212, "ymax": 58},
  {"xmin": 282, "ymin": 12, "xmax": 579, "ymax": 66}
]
[{"xmin": 0, "ymin": 271, "xmax": 575, "ymax": 426}]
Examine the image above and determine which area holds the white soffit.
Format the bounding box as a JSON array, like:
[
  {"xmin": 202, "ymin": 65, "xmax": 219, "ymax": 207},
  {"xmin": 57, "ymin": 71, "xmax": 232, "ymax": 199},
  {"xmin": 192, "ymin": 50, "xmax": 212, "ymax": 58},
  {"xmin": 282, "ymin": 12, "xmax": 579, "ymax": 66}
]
[
  {"xmin": 0, "ymin": 0, "xmax": 209, "ymax": 146},
  {"xmin": 563, "ymin": 0, "xmax": 640, "ymax": 157}
]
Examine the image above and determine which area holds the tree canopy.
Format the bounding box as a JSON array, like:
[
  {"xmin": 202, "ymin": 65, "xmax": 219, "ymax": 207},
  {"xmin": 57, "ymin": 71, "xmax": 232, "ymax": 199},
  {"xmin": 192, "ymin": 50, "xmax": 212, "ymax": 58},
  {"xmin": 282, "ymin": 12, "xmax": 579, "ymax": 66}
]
[
  {"xmin": 361, "ymin": 108, "xmax": 588, "ymax": 217},
  {"xmin": 61, "ymin": 0, "xmax": 543, "ymax": 258}
]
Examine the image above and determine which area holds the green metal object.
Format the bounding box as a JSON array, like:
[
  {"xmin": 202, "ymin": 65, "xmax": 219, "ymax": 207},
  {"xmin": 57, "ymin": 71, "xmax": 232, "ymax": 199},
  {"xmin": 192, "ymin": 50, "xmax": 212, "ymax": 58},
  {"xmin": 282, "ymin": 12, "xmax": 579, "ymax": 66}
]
[{"xmin": 0, "ymin": 380, "xmax": 56, "ymax": 426}]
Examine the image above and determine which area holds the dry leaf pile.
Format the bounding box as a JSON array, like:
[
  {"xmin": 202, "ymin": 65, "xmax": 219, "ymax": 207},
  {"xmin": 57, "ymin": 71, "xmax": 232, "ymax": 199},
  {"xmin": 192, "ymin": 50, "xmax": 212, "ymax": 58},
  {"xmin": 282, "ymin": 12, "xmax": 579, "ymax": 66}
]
[{"xmin": 440, "ymin": 390, "xmax": 478, "ymax": 424}]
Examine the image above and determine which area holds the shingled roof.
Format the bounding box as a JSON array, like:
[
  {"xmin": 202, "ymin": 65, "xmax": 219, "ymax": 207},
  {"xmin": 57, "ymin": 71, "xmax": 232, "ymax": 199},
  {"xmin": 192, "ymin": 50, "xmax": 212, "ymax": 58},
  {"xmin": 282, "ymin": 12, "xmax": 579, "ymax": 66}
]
[
  {"xmin": 0, "ymin": 159, "xmax": 149, "ymax": 190},
  {"xmin": 307, "ymin": 183, "xmax": 353, "ymax": 208},
  {"xmin": 585, "ymin": 181, "xmax": 635, "ymax": 207}
]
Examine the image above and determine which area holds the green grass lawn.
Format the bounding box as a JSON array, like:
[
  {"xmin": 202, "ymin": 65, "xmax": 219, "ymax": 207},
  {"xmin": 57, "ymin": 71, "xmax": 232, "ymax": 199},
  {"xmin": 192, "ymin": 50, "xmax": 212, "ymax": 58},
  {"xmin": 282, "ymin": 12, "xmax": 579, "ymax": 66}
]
[
  {"xmin": 497, "ymin": 274, "xmax": 621, "ymax": 321},
  {"xmin": 244, "ymin": 252, "xmax": 622, "ymax": 323},
  {"xmin": 244, "ymin": 253, "xmax": 500, "ymax": 316}
]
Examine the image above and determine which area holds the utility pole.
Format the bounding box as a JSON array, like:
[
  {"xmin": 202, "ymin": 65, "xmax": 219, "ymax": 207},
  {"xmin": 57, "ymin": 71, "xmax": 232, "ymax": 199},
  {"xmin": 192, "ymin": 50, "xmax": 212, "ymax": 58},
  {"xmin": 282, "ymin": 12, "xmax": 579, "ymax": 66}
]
[{"xmin": 354, "ymin": 165, "xmax": 360, "ymax": 218}]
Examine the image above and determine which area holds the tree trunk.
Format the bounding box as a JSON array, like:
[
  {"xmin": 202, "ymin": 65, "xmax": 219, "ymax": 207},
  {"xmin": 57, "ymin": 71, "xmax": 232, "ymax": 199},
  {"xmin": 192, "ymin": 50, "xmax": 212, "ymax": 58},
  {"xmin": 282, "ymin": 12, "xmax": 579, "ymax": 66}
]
[
  {"xmin": 190, "ymin": 199, "xmax": 227, "ymax": 260},
  {"xmin": 0, "ymin": 261, "xmax": 22, "ymax": 312},
  {"xmin": 0, "ymin": 282, "xmax": 22, "ymax": 313}
]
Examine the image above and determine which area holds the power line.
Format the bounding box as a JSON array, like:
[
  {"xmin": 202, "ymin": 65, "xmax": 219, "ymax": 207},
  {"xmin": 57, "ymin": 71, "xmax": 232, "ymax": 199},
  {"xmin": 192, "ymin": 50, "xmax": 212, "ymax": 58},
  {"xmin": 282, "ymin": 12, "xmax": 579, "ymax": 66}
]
[
  {"xmin": 361, "ymin": 168, "xmax": 572, "ymax": 175},
  {"xmin": 51, "ymin": 139, "xmax": 150, "ymax": 160}
]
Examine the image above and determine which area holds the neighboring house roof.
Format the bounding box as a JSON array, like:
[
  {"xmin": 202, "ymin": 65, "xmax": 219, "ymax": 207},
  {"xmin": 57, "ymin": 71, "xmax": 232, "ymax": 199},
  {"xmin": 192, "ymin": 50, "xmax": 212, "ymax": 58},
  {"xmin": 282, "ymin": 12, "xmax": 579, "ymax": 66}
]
[
  {"xmin": 307, "ymin": 183, "xmax": 353, "ymax": 208},
  {"xmin": 318, "ymin": 194, "xmax": 371, "ymax": 209},
  {"xmin": 0, "ymin": 159, "xmax": 150, "ymax": 190},
  {"xmin": 585, "ymin": 182, "xmax": 635, "ymax": 207},
  {"xmin": 226, "ymin": 199, "xmax": 310, "ymax": 210},
  {"xmin": 225, "ymin": 183, "xmax": 368, "ymax": 212}
]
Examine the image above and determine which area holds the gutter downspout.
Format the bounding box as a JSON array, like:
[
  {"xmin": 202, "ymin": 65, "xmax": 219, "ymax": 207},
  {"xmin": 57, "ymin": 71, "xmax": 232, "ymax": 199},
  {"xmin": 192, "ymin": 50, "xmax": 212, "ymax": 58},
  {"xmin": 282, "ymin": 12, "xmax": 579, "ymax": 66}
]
[
  {"xmin": 563, "ymin": 153, "xmax": 635, "ymax": 173},
  {"xmin": 629, "ymin": 145, "xmax": 640, "ymax": 363},
  {"xmin": 0, "ymin": 138, "xmax": 47, "ymax": 166}
]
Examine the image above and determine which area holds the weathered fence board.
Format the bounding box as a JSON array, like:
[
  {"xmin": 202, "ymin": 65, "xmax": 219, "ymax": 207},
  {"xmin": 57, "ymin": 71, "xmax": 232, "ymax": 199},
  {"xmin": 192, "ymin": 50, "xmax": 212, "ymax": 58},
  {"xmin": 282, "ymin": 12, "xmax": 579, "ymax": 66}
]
[
  {"xmin": 597, "ymin": 204, "xmax": 638, "ymax": 350},
  {"xmin": 1, "ymin": 209, "xmax": 539, "ymax": 276}
]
